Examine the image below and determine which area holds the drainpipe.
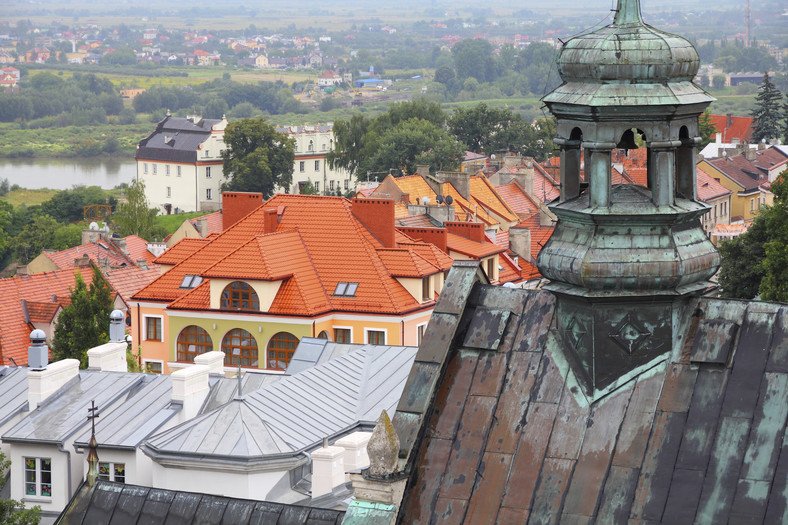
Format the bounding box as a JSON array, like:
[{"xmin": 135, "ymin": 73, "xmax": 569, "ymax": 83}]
[
  {"xmin": 401, "ymin": 320, "xmax": 404, "ymax": 345},
  {"xmin": 195, "ymin": 168, "xmax": 199, "ymax": 212},
  {"xmin": 136, "ymin": 303, "xmax": 142, "ymax": 367},
  {"xmin": 58, "ymin": 443, "xmax": 72, "ymax": 501},
  {"xmin": 312, "ymin": 321, "xmax": 315, "ymax": 338}
]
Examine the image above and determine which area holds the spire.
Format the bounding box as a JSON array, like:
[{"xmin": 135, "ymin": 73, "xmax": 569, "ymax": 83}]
[
  {"xmin": 86, "ymin": 400, "xmax": 100, "ymax": 487},
  {"xmin": 614, "ymin": 0, "xmax": 643, "ymax": 25}
]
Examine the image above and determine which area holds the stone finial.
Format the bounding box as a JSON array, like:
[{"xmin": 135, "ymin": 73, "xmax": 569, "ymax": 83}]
[{"xmin": 367, "ymin": 410, "xmax": 399, "ymax": 477}]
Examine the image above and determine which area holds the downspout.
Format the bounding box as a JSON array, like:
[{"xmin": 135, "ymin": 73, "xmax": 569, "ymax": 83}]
[
  {"xmin": 136, "ymin": 302, "xmax": 142, "ymax": 368},
  {"xmin": 195, "ymin": 166, "xmax": 199, "ymax": 212},
  {"xmin": 58, "ymin": 443, "xmax": 72, "ymax": 500},
  {"xmin": 312, "ymin": 321, "xmax": 315, "ymax": 338},
  {"xmin": 401, "ymin": 320, "xmax": 405, "ymax": 346}
]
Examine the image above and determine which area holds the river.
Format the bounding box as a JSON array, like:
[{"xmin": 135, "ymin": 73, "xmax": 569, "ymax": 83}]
[{"xmin": 0, "ymin": 157, "xmax": 137, "ymax": 190}]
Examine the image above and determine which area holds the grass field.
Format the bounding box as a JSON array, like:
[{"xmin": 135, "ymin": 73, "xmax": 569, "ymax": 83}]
[
  {"xmin": 154, "ymin": 211, "xmax": 203, "ymax": 234},
  {"xmin": 0, "ymin": 188, "xmax": 60, "ymax": 207}
]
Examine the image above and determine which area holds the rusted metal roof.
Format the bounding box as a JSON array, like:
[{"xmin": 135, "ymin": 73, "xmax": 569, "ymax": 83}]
[
  {"xmin": 391, "ymin": 262, "xmax": 788, "ymax": 523},
  {"xmin": 57, "ymin": 480, "xmax": 345, "ymax": 524}
]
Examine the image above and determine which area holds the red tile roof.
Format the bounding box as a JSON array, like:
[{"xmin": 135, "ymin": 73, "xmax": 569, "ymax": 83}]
[
  {"xmin": 0, "ymin": 267, "xmax": 94, "ymax": 365},
  {"xmin": 135, "ymin": 195, "xmax": 453, "ymax": 316},
  {"xmin": 154, "ymin": 238, "xmax": 211, "ymax": 265},
  {"xmin": 447, "ymin": 233, "xmax": 506, "ymax": 259},
  {"xmin": 188, "ymin": 211, "xmax": 224, "ymax": 236},
  {"xmin": 709, "ymin": 114, "xmax": 754, "ymax": 144},
  {"xmin": 25, "ymin": 301, "xmax": 60, "ymax": 323},
  {"xmin": 43, "ymin": 241, "xmax": 131, "ymax": 271},
  {"xmin": 702, "ymin": 155, "xmax": 770, "ymax": 191},
  {"xmin": 378, "ymin": 249, "xmax": 442, "ymax": 278},
  {"xmin": 696, "ymin": 168, "xmax": 732, "ymax": 201},
  {"xmin": 103, "ymin": 265, "xmax": 162, "ymax": 305}
]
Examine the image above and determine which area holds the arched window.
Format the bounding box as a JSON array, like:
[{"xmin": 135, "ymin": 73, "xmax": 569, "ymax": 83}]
[
  {"xmin": 220, "ymin": 281, "xmax": 260, "ymax": 311},
  {"xmin": 176, "ymin": 325, "xmax": 213, "ymax": 362},
  {"xmin": 308, "ymin": 140, "xmax": 314, "ymax": 152},
  {"xmin": 267, "ymin": 332, "xmax": 299, "ymax": 370},
  {"xmin": 222, "ymin": 328, "xmax": 258, "ymax": 368},
  {"xmin": 317, "ymin": 330, "xmax": 330, "ymax": 340}
]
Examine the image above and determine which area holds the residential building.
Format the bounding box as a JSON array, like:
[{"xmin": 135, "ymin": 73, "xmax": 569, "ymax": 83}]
[
  {"xmin": 254, "ymin": 54, "xmax": 269, "ymax": 68},
  {"xmin": 130, "ymin": 193, "xmax": 453, "ymax": 374},
  {"xmin": 317, "ymin": 69, "xmax": 341, "ymax": 87},
  {"xmin": 696, "ymin": 168, "xmax": 733, "ymax": 241},
  {"xmin": 136, "ymin": 113, "xmax": 227, "ymax": 213},
  {"xmin": 276, "ymin": 124, "xmax": 353, "ymax": 195},
  {"xmin": 698, "ymin": 152, "xmax": 774, "ymax": 223},
  {"xmin": 708, "ymin": 113, "xmax": 754, "ymax": 145},
  {"xmin": 165, "ymin": 210, "xmax": 223, "ymax": 248}
]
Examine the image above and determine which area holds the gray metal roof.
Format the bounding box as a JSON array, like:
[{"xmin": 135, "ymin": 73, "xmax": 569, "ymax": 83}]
[
  {"xmin": 72, "ymin": 374, "xmax": 179, "ymax": 450},
  {"xmin": 144, "ymin": 344, "xmax": 417, "ymax": 461},
  {"xmin": 201, "ymin": 372, "xmax": 279, "ymax": 414},
  {"xmin": 285, "ymin": 337, "xmax": 389, "ymax": 375},
  {"xmin": 0, "ymin": 366, "xmax": 29, "ymax": 427},
  {"xmin": 135, "ymin": 115, "xmax": 223, "ymax": 164},
  {"xmin": 3, "ymin": 371, "xmax": 142, "ymax": 445}
]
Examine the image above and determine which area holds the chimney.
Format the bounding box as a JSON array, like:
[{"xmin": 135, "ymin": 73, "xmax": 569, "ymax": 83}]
[
  {"xmin": 415, "ymin": 165, "xmax": 430, "ymax": 177},
  {"xmin": 503, "ymin": 154, "xmax": 522, "ymax": 168},
  {"xmin": 112, "ymin": 236, "xmax": 128, "ymax": 254},
  {"xmin": 745, "ymin": 148, "xmax": 756, "ymax": 161},
  {"xmin": 434, "ymin": 171, "xmax": 470, "ymax": 201},
  {"xmin": 514, "ymin": 165, "xmax": 535, "ymax": 196},
  {"xmin": 335, "ymin": 431, "xmax": 373, "ymax": 477},
  {"xmin": 74, "ymin": 255, "xmax": 90, "ymax": 267},
  {"xmin": 352, "ymin": 198, "xmax": 396, "ymax": 248},
  {"xmin": 398, "ymin": 227, "xmax": 448, "ymax": 253},
  {"xmin": 196, "ymin": 217, "xmax": 208, "ymax": 236},
  {"xmin": 194, "ymin": 351, "xmax": 226, "ymax": 375},
  {"xmin": 137, "ymin": 259, "xmax": 148, "ymax": 270},
  {"xmin": 446, "ymin": 221, "xmax": 485, "ymax": 243},
  {"xmin": 16, "ymin": 265, "xmax": 28, "ymax": 276},
  {"xmin": 221, "ymin": 192, "xmax": 264, "ymax": 231},
  {"xmin": 109, "ymin": 309, "xmax": 124, "ymax": 342},
  {"xmin": 28, "ymin": 338, "xmax": 80, "ymax": 409},
  {"xmin": 87, "ymin": 310, "xmax": 128, "ymax": 372},
  {"xmin": 311, "ymin": 443, "xmax": 346, "ymax": 498},
  {"xmin": 509, "ymin": 227, "xmax": 532, "ymax": 262},
  {"xmin": 263, "ymin": 208, "xmax": 278, "ymax": 234},
  {"xmin": 171, "ymin": 364, "xmax": 210, "ymax": 421},
  {"xmin": 715, "ymin": 132, "xmax": 722, "ymax": 144},
  {"xmin": 726, "ymin": 113, "xmax": 733, "ymax": 129},
  {"xmin": 423, "ymin": 203, "xmax": 455, "ymax": 224}
]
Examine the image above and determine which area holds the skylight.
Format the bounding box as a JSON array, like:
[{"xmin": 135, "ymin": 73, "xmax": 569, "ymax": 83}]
[
  {"xmin": 333, "ymin": 282, "xmax": 358, "ymax": 297},
  {"xmin": 180, "ymin": 275, "xmax": 203, "ymax": 289}
]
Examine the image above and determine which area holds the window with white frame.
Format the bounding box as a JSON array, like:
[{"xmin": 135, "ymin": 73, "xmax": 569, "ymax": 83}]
[
  {"xmin": 166, "ymin": 187, "xmax": 171, "ymax": 198},
  {"xmin": 417, "ymin": 324, "xmax": 427, "ymax": 345},
  {"xmin": 315, "ymin": 160, "xmax": 320, "ymax": 171},
  {"xmin": 206, "ymin": 188, "xmax": 212, "ymax": 200},
  {"xmin": 205, "ymin": 150, "xmax": 210, "ymax": 158},
  {"xmin": 206, "ymin": 167, "xmax": 211, "ymax": 178},
  {"xmin": 300, "ymin": 161, "xmax": 305, "ymax": 172},
  {"xmin": 144, "ymin": 316, "xmax": 162, "ymax": 341},
  {"xmin": 366, "ymin": 329, "xmax": 386, "ymax": 345},
  {"xmin": 98, "ymin": 462, "xmax": 125, "ymax": 483},
  {"xmin": 152, "ymin": 164, "xmax": 157, "ymax": 175},
  {"xmin": 143, "ymin": 360, "xmax": 163, "ymax": 374},
  {"xmin": 143, "ymin": 163, "xmax": 148, "ymax": 174},
  {"xmin": 166, "ymin": 165, "xmax": 170, "ymax": 176},
  {"xmin": 330, "ymin": 180, "xmax": 335, "ymax": 191},
  {"xmin": 24, "ymin": 457, "xmax": 52, "ymax": 497},
  {"xmin": 315, "ymin": 181, "xmax": 320, "ymax": 191},
  {"xmin": 177, "ymin": 165, "xmax": 182, "ymax": 177},
  {"xmin": 344, "ymin": 179, "xmax": 349, "ymax": 190}
]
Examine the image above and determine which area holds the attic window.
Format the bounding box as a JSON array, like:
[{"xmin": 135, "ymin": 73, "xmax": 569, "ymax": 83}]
[
  {"xmin": 333, "ymin": 282, "xmax": 358, "ymax": 297},
  {"xmin": 180, "ymin": 275, "xmax": 203, "ymax": 289}
]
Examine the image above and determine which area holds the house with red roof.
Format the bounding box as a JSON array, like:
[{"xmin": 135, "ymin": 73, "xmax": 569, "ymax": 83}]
[
  {"xmin": 696, "ymin": 168, "xmax": 733, "ymax": 241},
  {"xmin": 317, "ymin": 69, "xmax": 342, "ymax": 87},
  {"xmin": 130, "ymin": 193, "xmax": 454, "ymax": 374},
  {"xmin": 25, "ymin": 233, "xmax": 160, "ymax": 275},
  {"xmin": 708, "ymin": 114, "xmax": 754, "ymax": 145},
  {"xmin": 698, "ymin": 150, "xmax": 776, "ymax": 223}
]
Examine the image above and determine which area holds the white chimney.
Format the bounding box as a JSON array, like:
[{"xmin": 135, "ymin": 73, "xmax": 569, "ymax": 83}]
[
  {"xmin": 171, "ymin": 364, "xmax": 210, "ymax": 420},
  {"xmin": 87, "ymin": 342, "xmax": 128, "ymax": 372},
  {"xmin": 311, "ymin": 444, "xmax": 346, "ymax": 498},
  {"xmin": 335, "ymin": 431, "xmax": 372, "ymax": 477},
  {"xmin": 28, "ymin": 359, "xmax": 80, "ymax": 410},
  {"xmin": 194, "ymin": 351, "xmax": 226, "ymax": 375}
]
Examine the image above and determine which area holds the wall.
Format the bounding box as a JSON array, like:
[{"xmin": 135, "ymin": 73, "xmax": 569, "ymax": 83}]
[
  {"xmin": 209, "ymin": 278, "xmax": 283, "ymax": 312},
  {"xmin": 150, "ymin": 461, "xmax": 289, "ymax": 501},
  {"xmin": 10, "ymin": 443, "xmax": 73, "ymax": 516}
]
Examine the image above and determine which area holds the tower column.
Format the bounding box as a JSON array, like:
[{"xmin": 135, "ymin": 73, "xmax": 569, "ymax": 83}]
[
  {"xmin": 583, "ymin": 142, "xmax": 615, "ymax": 208},
  {"xmin": 676, "ymin": 138, "xmax": 699, "ymax": 200},
  {"xmin": 649, "ymin": 141, "xmax": 680, "ymax": 207},
  {"xmin": 556, "ymin": 138, "xmax": 582, "ymax": 202}
]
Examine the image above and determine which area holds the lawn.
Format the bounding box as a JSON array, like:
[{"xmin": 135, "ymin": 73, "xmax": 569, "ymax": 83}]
[
  {"xmin": 155, "ymin": 211, "xmax": 204, "ymax": 235},
  {"xmin": 1, "ymin": 188, "xmax": 60, "ymax": 207}
]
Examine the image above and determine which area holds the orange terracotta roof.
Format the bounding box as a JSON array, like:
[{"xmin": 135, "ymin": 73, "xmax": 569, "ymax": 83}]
[
  {"xmin": 495, "ymin": 181, "xmax": 541, "ymax": 217},
  {"xmin": 488, "ymin": 229, "xmax": 509, "ymax": 250},
  {"xmin": 441, "ymin": 183, "xmax": 496, "ymax": 226},
  {"xmin": 394, "ymin": 203, "xmax": 410, "ymax": 219},
  {"xmin": 497, "ymin": 252, "xmax": 523, "ymax": 284},
  {"xmin": 123, "ymin": 235, "xmax": 158, "ymax": 266},
  {"xmin": 0, "ymin": 267, "xmax": 94, "ymax": 365},
  {"xmin": 469, "ymin": 175, "xmax": 520, "ymax": 223},
  {"xmin": 696, "ymin": 168, "xmax": 732, "ymax": 201},
  {"xmin": 392, "ymin": 175, "xmax": 437, "ymax": 204},
  {"xmin": 447, "ymin": 233, "xmax": 506, "ymax": 259},
  {"xmin": 103, "ymin": 265, "xmax": 162, "ymax": 304},
  {"xmin": 396, "ymin": 242, "xmax": 453, "ymax": 271},
  {"xmin": 709, "ymin": 115, "xmax": 754, "ymax": 144},
  {"xmin": 25, "ymin": 301, "xmax": 60, "ymax": 323},
  {"xmin": 154, "ymin": 238, "xmax": 211, "ymax": 265},
  {"xmin": 136, "ymin": 195, "xmax": 446, "ymax": 316},
  {"xmin": 515, "ymin": 215, "xmax": 556, "ymax": 261},
  {"xmin": 378, "ymin": 249, "xmax": 442, "ymax": 278},
  {"xmin": 203, "ymin": 231, "xmax": 298, "ymax": 281},
  {"xmin": 712, "ymin": 222, "xmax": 750, "ymax": 239},
  {"xmin": 396, "ymin": 214, "xmax": 441, "ymax": 228},
  {"xmin": 43, "ymin": 241, "xmax": 130, "ymax": 271}
]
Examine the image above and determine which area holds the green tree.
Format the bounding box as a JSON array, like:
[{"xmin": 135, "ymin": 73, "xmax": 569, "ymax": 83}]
[
  {"xmin": 0, "ymin": 452, "xmax": 40, "ymax": 524},
  {"xmin": 449, "ymin": 103, "xmax": 538, "ymax": 156},
  {"xmin": 452, "ymin": 39, "xmax": 497, "ymax": 83},
  {"xmin": 699, "ymin": 110, "xmax": 718, "ymax": 148},
  {"xmin": 326, "ymin": 114, "xmax": 373, "ymax": 180},
  {"xmin": 51, "ymin": 267, "xmax": 114, "ymax": 367},
  {"xmin": 712, "ymin": 74, "xmax": 726, "ymax": 90},
  {"xmin": 300, "ymin": 179, "xmax": 319, "ymax": 195},
  {"xmin": 751, "ymin": 73, "xmax": 783, "ymax": 144},
  {"xmin": 221, "ymin": 118, "xmax": 295, "ymax": 197},
  {"xmin": 368, "ymin": 118, "xmax": 464, "ymax": 175},
  {"xmin": 112, "ymin": 179, "xmax": 164, "ymax": 240},
  {"xmin": 12, "ymin": 215, "xmax": 69, "ymax": 264}
]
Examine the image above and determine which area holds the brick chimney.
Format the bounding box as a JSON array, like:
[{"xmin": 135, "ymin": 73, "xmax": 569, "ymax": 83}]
[
  {"xmin": 398, "ymin": 227, "xmax": 448, "ymax": 253},
  {"xmin": 446, "ymin": 221, "xmax": 485, "ymax": 242},
  {"xmin": 352, "ymin": 198, "xmax": 396, "ymax": 248},
  {"xmin": 222, "ymin": 192, "xmax": 263, "ymax": 231},
  {"xmin": 263, "ymin": 208, "xmax": 279, "ymax": 234}
]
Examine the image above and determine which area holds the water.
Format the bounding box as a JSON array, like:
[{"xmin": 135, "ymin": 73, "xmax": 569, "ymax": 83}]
[{"xmin": 0, "ymin": 157, "xmax": 137, "ymax": 190}]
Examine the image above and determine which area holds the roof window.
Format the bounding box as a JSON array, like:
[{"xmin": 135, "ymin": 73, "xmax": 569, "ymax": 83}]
[
  {"xmin": 179, "ymin": 275, "xmax": 203, "ymax": 289},
  {"xmin": 333, "ymin": 282, "xmax": 358, "ymax": 297}
]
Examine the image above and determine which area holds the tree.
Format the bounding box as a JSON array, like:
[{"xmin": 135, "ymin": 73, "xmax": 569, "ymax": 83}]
[
  {"xmin": 367, "ymin": 118, "xmax": 464, "ymax": 175},
  {"xmin": 221, "ymin": 118, "xmax": 295, "ymax": 197},
  {"xmin": 783, "ymin": 95, "xmax": 788, "ymax": 145},
  {"xmin": 449, "ymin": 103, "xmax": 537, "ymax": 155},
  {"xmin": 751, "ymin": 73, "xmax": 783, "ymax": 144},
  {"xmin": 112, "ymin": 179, "xmax": 164, "ymax": 240},
  {"xmin": 0, "ymin": 452, "xmax": 40, "ymax": 525},
  {"xmin": 712, "ymin": 74, "xmax": 726, "ymax": 90},
  {"xmin": 51, "ymin": 266, "xmax": 114, "ymax": 368},
  {"xmin": 699, "ymin": 110, "xmax": 718, "ymax": 148}
]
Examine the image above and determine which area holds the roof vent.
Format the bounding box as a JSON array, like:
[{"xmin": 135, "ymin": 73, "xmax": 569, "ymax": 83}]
[{"xmin": 28, "ymin": 329, "xmax": 48, "ymax": 371}]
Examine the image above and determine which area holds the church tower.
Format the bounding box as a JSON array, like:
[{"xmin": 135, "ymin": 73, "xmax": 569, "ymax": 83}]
[{"xmin": 537, "ymin": 0, "xmax": 720, "ymax": 395}]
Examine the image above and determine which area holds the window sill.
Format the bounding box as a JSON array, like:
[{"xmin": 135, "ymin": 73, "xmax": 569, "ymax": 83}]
[{"xmin": 23, "ymin": 495, "xmax": 52, "ymax": 503}]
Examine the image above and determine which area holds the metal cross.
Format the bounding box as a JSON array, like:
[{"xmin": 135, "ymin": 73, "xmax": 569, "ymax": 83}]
[{"xmin": 87, "ymin": 400, "xmax": 99, "ymax": 437}]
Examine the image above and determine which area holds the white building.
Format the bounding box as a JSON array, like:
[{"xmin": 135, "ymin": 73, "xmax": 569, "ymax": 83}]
[
  {"xmin": 135, "ymin": 114, "xmax": 227, "ymax": 214},
  {"xmin": 276, "ymin": 124, "xmax": 354, "ymax": 195}
]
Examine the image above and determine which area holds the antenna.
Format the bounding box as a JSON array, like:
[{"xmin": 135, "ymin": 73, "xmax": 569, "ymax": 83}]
[
  {"xmin": 436, "ymin": 195, "xmax": 444, "ymax": 204},
  {"xmin": 445, "ymin": 195, "xmax": 454, "ymax": 205},
  {"xmin": 421, "ymin": 196, "xmax": 430, "ymax": 205}
]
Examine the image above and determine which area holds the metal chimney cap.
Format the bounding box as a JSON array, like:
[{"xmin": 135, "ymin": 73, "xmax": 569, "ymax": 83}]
[
  {"xmin": 30, "ymin": 329, "xmax": 46, "ymax": 344},
  {"xmin": 110, "ymin": 310, "xmax": 124, "ymax": 321}
]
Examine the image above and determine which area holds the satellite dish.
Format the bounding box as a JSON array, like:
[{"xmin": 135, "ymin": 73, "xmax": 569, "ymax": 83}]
[
  {"xmin": 436, "ymin": 195, "xmax": 444, "ymax": 204},
  {"xmin": 421, "ymin": 196, "xmax": 430, "ymax": 205},
  {"xmin": 89, "ymin": 222, "xmax": 99, "ymax": 230},
  {"xmin": 445, "ymin": 195, "xmax": 454, "ymax": 205},
  {"xmin": 503, "ymin": 282, "xmax": 517, "ymax": 288}
]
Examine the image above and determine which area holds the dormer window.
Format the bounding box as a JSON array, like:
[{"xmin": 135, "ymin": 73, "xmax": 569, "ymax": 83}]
[
  {"xmin": 221, "ymin": 281, "xmax": 260, "ymax": 310},
  {"xmin": 333, "ymin": 282, "xmax": 358, "ymax": 296},
  {"xmin": 180, "ymin": 275, "xmax": 203, "ymax": 289}
]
